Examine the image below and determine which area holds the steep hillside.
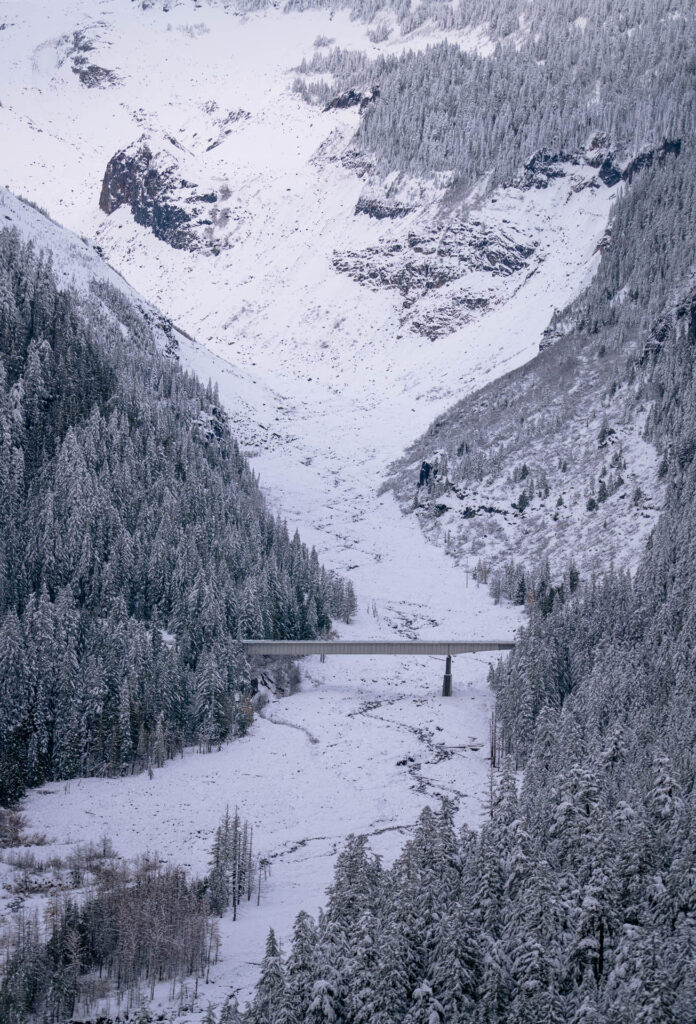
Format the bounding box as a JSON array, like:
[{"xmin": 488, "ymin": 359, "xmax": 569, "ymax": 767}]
[
  {"xmin": 388, "ymin": 141, "xmax": 696, "ymax": 584},
  {"xmin": 0, "ymin": 189, "xmax": 350, "ymax": 806},
  {"xmin": 0, "ymin": 0, "xmax": 616, "ymax": 418},
  {"xmin": 0, "ymin": 189, "xmax": 522, "ymax": 1022}
]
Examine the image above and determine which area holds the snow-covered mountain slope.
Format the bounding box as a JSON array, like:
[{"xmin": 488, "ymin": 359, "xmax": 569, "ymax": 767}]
[
  {"xmin": 0, "ymin": 0, "xmax": 614, "ymax": 401},
  {"xmin": 0, "ymin": 1, "xmax": 627, "ymax": 1016},
  {"xmin": 385, "ymin": 323, "xmax": 664, "ymax": 582}
]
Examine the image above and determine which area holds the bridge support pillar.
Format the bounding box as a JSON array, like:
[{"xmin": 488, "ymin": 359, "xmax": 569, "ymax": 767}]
[{"xmin": 442, "ymin": 654, "xmax": 453, "ymax": 697}]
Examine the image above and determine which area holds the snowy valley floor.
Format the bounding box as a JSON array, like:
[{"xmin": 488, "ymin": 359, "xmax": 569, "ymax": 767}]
[{"xmin": 19, "ymin": 372, "xmax": 522, "ymax": 1009}]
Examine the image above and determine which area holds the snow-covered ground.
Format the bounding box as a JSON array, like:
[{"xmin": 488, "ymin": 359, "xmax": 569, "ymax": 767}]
[{"xmin": 0, "ymin": 0, "xmax": 617, "ymax": 1015}]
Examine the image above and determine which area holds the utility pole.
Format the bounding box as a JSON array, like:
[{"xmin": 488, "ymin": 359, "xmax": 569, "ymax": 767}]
[{"xmin": 442, "ymin": 654, "xmax": 453, "ymax": 697}]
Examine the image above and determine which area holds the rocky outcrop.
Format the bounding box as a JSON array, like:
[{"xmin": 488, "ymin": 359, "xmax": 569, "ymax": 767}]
[
  {"xmin": 585, "ymin": 132, "xmax": 682, "ymax": 187},
  {"xmin": 333, "ymin": 243, "xmax": 461, "ymax": 295},
  {"xmin": 324, "ymin": 86, "xmax": 379, "ymax": 112},
  {"xmin": 99, "ymin": 136, "xmax": 248, "ymax": 254},
  {"xmin": 99, "ymin": 139, "xmax": 196, "ymax": 250},
  {"xmin": 354, "ymin": 194, "xmax": 411, "ymax": 219},
  {"xmin": 410, "ymin": 294, "xmax": 489, "ymax": 340},
  {"xmin": 334, "ymin": 221, "xmax": 535, "ymax": 298},
  {"xmin": 63, "ymin": 29, "xmax": 119, "ymax": 88},
  {"xmin": 518, "ymin": 150, "xmax": 576, "ymax": 189},
  {"xmin": 623, "ymin": 138, "xmax": 681, "ymax": 183}
]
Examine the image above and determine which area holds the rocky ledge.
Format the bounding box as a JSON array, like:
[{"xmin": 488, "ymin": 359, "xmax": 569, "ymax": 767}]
[
  {"xmin": 333, "ymin": 220, "xmax": 535, "ymax": 298},
  {"xmin": 99, "ymin": 135, "xmax": 247, "ymax": 254}
]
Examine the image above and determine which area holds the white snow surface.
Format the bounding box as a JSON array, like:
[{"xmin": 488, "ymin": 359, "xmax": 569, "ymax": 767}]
[{"xmin": 0, "ymin": 0, "xmax": 618, "ymax": 1015}]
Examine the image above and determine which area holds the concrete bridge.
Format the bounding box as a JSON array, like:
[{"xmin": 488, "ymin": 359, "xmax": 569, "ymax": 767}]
[{"xmin": 240, "ymin": 639, "xmax": 516, "ymax": 695}]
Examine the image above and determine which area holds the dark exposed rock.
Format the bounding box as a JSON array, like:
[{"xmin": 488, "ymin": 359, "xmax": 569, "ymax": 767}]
[
  {"xmin": 417, "ymin": 452, "xmax": 449, "ymax": 495},
  {"xmin": 64, "ymin": 29, "xmax": 120, "ymax": 88},
  {"xmin": 584, "ymin": 131, "xmax": 611, "ymax": 167},
  {"xmin": 324, "ymin": 86, "xmax": 379, "ymax": 112},
  {"xmin": 640, "ymin": 284, "xmax": 693, "ymax": 365},
  {"xmin": 539, "ymin": 325, "xmax": 564, "ymax": 352},
  {"xmin": 598, "ymin": 157, "xmax": 622, "ymax": 187},
  {"xmin": 590, "ymin": 136, "xmax": 681, "ymax": 187},
  {"xmin": 333, "ymin": 249, "xmax": 460, "ymax": 294},
  {"xmin": 571, "ymin": 177, "xmax": 601, "ymax": 194},
  {"xmin": 518, "ymin": 150, "xmax": 575, "ymax": 189},
  {"xmin": 623, "ymin": 138, "xmax": 681, "ymax": 183},
  {"xmin": 594, "ymin": 226, "xmax": 612, "ymax": 254},
  {"xmin": 98, "ymin": 137, "xmax": 247, "ymax": 254},
  {"xmin": 410, "ymin": 294, "xmax": 489, "ymax": 340},
  {"xmin": 72, "ymin": 62, "xmax": 120, "ymax": 88},
  {"xmin": 355, "ymin": 194, "xmax": 411, "ymax": 219},
  {"xmin": 99, "ymin": 140, "xmax": 196, "ymax": 250},
  {"xmin": 205, "ymin": 108, "xmax": 250, "ymax": 151},
  {"xmin": 340, "ymin": 146, "xmax": 374, "ymax": 178},
  {"xmin": 334, "ymin": 220, "xmax": 535, "ymax": 298}
]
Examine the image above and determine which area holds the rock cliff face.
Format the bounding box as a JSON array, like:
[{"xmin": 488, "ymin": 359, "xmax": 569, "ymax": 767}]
[
  {"xmin": 354, "ymin": 193, "xmax": 411, "ymax": 219},
  {"xmin": 99, "ymin": 139, "xmax": 196, "ymax": 250},
  {"xmin": 518, "ymin": 150, "xmax": 576, "ymax": 189},
  {"xmin": 583, "ymin": 132, "xmax": 682, "ymax": 187},
  {"xmin": 99, "ymin": 136, "xmax": 247, "ymax": 254}
]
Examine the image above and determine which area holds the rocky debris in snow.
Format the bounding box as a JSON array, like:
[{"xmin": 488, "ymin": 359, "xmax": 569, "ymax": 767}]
[
  {"xmin": 333, "ymin": 220, "xmax": 536, "ymax": 298},
  {"xmin": 73, "ymin": 63, "xmax": 119, "ymax": 88},
  {"xmin": 61, "ymin": 29, "xmax": 120, "ymax": 88},
  {"xmin": 409, "ymin": 293, "xmax": 489, "ymax": 340},
  {"xmin": 205, "ymin": 107, "xmax": 251, "ymax": 151}
]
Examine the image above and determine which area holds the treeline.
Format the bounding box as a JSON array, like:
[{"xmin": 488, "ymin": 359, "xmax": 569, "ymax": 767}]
[
  {"xmin": 288, "ymin": 0, "xmax": 690, "ymax": 43},
  {"xmin": 1, "ymin": 856, "xmax": 215, "ymax": 1023},
  {"xmin": 0, "ymin": 808, "xmax": 260, "ymax": 1022},
  {"xmin": 295, "ymin": 1, "xmax": 695, "ymax": 189},
  {"xmin": 0, "ymin": 225, "xmax": 355, "ymax": 805},
  {"xmin": 488, "ymin": 557, "xmax": 580, "ymax": 612},
  {"xmin": 243, "ymin": 749, "xmax": 694, "ymax": 1022},
  {"xmin": 260, "ymin": 273, "xmax": 696, "ymax": 1023}
]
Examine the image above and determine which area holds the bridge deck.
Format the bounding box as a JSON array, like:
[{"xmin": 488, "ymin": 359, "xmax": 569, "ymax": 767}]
[{"xmin": 241, "ymin": 640, "xmax": 515, "ymax": 656}]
